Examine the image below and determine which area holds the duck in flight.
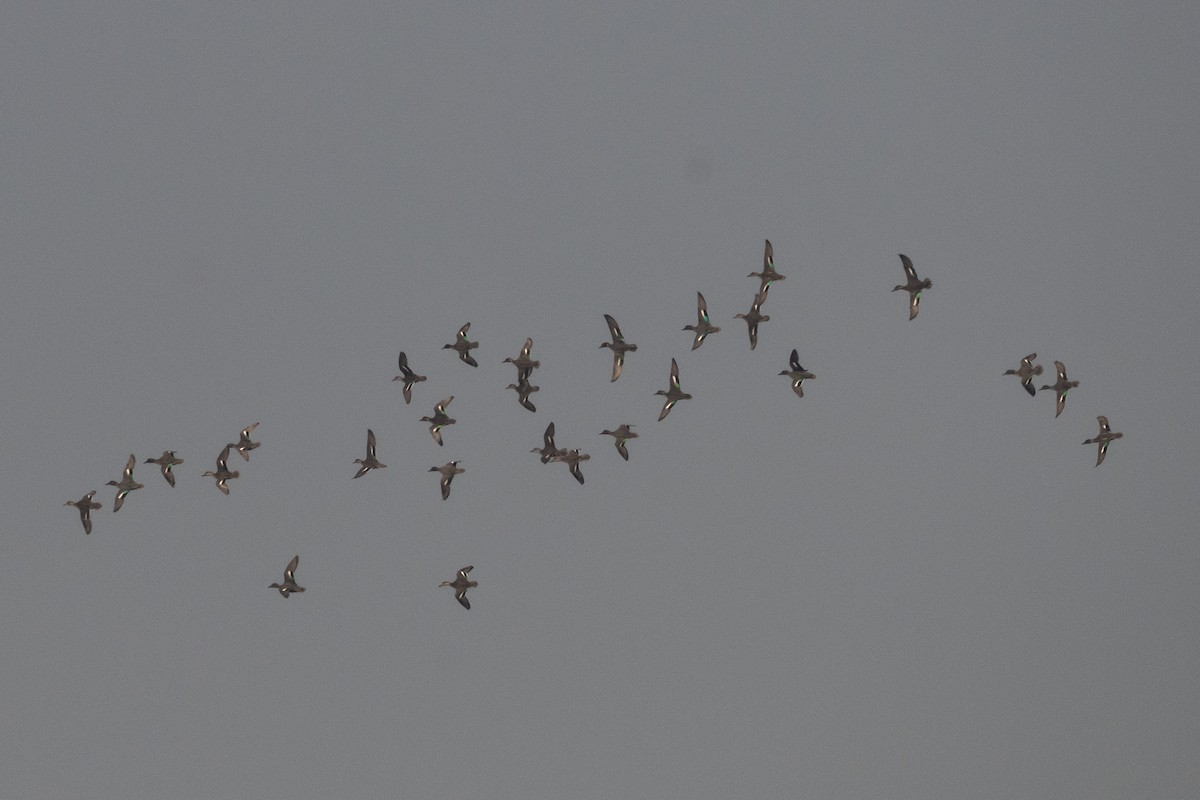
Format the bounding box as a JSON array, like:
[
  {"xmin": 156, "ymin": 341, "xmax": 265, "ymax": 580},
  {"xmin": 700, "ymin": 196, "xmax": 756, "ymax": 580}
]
[
  {"xmin": 421, "ymin": 396, "xmax": 456, "ymax": 446},
  {"xmin": 1040, "ymin": 360, "xmax": 1079, "ymax": 418},
  {"xmin": 531, "ymin": 421, "xmax": 563, "ymax": 463},
  {"xmin": 392, "ymin": 351, "xmax": 427, "ymax": 404},
  {"xmin": 430, "ymin": 461, "xmax": 465, "ymax": 500},
  {"xmin": 64, "ymin": 490, "xmax": 102, "ymax": 535},
  {"xmin": 734, "ymin": 293, "xmax": 770, "ymax": 350},
  {"xmin": 683, "ymin": 292, "xmax": 720, "ymax": 350},
  {"xmin": 202, "ymin": 446, "xmax": 240, "ymax": 495},
  {"xmin": 748, "ymin": 239, "xmax": 786, "ymax": 299},
  {"xmin": 230, "ymin": 422, "xmax": 261, "ymax": 462},
  {"xmin": 892, "ymin": 254, "xmax": 932, "ymax": 320},
  {"xmin": 1083, "ymin": 415, "xmax": 1123, "ymax": 466},
  {"xmin": 1003, "ymin": 353, "xmax": 1044, "ymax": 397},
  {"xmin": 439, "ymin": 565, "xmax": 477, "ymax": 609},
  {"xmin": 779, "ymin": 349, "xmax": 815, "ymax": 398},
  {"xmin": 106, "ymin": 454, "xmax": 145, "ymax": 512},
  {"xmin": 503, "ymin": 337, "xmax": 540, "ymax": 382},
  {"xmin": 353, "ymin": 429, "xmax": 387, "ymax": 478},
  {"xmin": 269, "ymin": 555, "xmax": 305, "ymax": 598},
  {"xmin": 655, "ymin": 358, "xmax": 692, "ymax": 421},
  {"xmin": 443, "ymin": 322, "xmax": 480, "ymax": 367},
  {"xmin": 144, "ymin": 450, "xmax": 184, "ymax": 487},
  {"xmin": 600, "ymin": 314, "xmax": 638, "ymax": 382},
  {"xmin": 550, "ymin": 448, "xmax": 590, "ymax": 485},
  {"xmin": 600, "ymin": 424, "xmax": 638, "ymax": 461},
  {"xmin": 506, "ymin": 377, "xmax": 539, "ymax": 413}
]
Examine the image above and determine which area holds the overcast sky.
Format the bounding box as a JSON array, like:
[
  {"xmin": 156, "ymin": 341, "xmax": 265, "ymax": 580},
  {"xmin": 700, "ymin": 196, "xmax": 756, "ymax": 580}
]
[{"xmin": 3, "ymin": 2, "xmax": 1199, "ymax": 798}]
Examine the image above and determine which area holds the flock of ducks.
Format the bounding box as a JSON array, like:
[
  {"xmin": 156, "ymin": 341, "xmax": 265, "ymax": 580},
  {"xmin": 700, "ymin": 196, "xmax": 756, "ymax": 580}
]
[{"xmin": 63, "ymin": 242, "xmax": 1123, "ymax": 608}]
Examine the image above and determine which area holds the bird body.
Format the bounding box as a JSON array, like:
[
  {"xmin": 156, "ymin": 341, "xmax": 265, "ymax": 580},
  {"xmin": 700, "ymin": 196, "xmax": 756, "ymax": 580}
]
[
  {"xmin": 779, "ymin": 349, "xmax": 814, "ymax": 398},
  {"xmin": 231, "ymin": 423, "xmax": 261, "ymax": 462},
  {"xmin": 892, "ymin": 254, "xmax": 932, "ymax": 320},
  {"xmin": 430, "ymin": 461, "xmax": 465, "ymax": 500},
  {"xmin": 600, "ymin": 424, "xmax": 638, "ymax": 460},
  {"xmin": 439, "ymin": 566, "xmax": 477, "ymax": 609},
  {"xmin": 683, "ymin": 292, "xmax": 720, "ymax": 350},
  {"xmin": 1003, "ymin": 353, "xmax": 1044, "ymax": 397},
  {"xmin": 144, "ymin": 450, "xmax": 184, "ymax": 487},
  {"xmin": 1040, "ymin": 360, "xmax": 1079, "ymax": 418},
  {"xmin": 106, "ymin": 454, "xmax": 144, "ymax": 512},
  {"xmin": 655, "ymin": 358, "xmax": 692, "ymax": 420},
  {"xmin": 392, "ymin": 351, "xmax": 427, "ymax": 404},
  {"xmin": 201, "ymin": 446, "xmax": 240, "ymax": 495},
  {"xmin": 269, "ymin": 555, "xmax": 305, "ymax": 597},
  {"xmin": 734, "ymin": 294, "xmax": 770, "ymax": 350},
  {"xmin": 421, "ymin": 396, "xmax": 456, "ymax": 446},
  {"xmin": 600, "ymin": 314, "xmax": 638, "ymax": 381},
  {"xmin": 1083, "ymin": 415, "xmax": 1123, "ymax": 466},
  {"xmin": 64, "ymin": 490, "xmax": 102, "ymax": 534},
  {"xmin": 748, "ymin": 239, "xmax": 786, "ymax": 298},
  {"xmin": 444, "ymin": 322, "xmax": 480, "ymax": 367},
  {"xmin": 353, "ymin": 429, "xmax": 387, "ymax": 478}
]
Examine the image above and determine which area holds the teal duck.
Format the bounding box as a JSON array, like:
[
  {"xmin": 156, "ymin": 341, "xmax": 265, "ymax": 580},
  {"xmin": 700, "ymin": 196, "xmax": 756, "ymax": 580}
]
[
  {"xmin": 353, "ymin": 429, "xmax": 387, "ymax": 478},
  {"xmin": 1083, "ymin": 415, "xmax": 1123, "ymax": 467},
  {"xmin": 531, "ymin": 421, "xmax": 562, "ymax": 463},
  {"xmin": 655, "ymin": 358, "xmax": 692, "ymax": 420},
  {"xmin": 421, "ymin": 396, "xmax": 456, "ymax": 446},
  {"xmin": 106, "ymin": 454, "xmax": 145, "ymax": 512},
  {"xmin": 392, "ymin": 351, "xmax": 427, "ymax": 404},
  {"xmin": 1003, "ymin": 353, "xmax": 1043, "ymax": 397},
  {"xmin": 748, "ymin": 239, "xmax": 786, "ymax": 299},
  {"xmin": 503, "ymin": 337, "xmax": 540, "ymax": 381},
  {"xmin": 443, "ymin": 322, "xmax": 480, "ymax": 367},
  {"xmin": 144, "ymin": 450, "xmax": 184, "ymax": 487},
  {"xmin": 600, "ymin": 424, "xmax": 638, "ymax": 461},
  {"xmin": 683, "ymin": 292, "xmax": 720, "ymax": 350},
  {"xmin": 734, "ymin": 293, "xmax": 770, "ymax": 350},
  {"xmin": 269, "ymin": 555, "xmax": 305, "ymax": 598},
  {"xmin": 439, "ymin": 565, "xmax": 477, "ymax": 609},
  {"xmin": 892, "ymin": 254, "xmax": 932, "ymax": 320},
  {"xmin": 430, "ymin": 461, "xmax": 465, "ymax": 500},
  {"xmin": 231, "ymin": 422, "xmax": 261, "ymax": 462},
  {"xmin": 505, "ymin": 377, "xmax": 539, "ymax": 413},
  {"xmin": 64, "ymin": 490, "xmax": 102, "ymax": 535},
  {"xmin": 1040, "ymin": 360, "xmax": 1079, "ymax": 418},
  {"xmin": 779, "ymin": 349, "xmax": 815, "ymax": 398},
  {"xmin": 550, "ymin": 448, "xmax": 590, "ymax": 485},
  {"xmin": 202, "ymin": 446, "xmax": 240, "ymax": 495},
  {"xmin": 600, "ymin": 314, "xmax": 638, "ymax": 381}
]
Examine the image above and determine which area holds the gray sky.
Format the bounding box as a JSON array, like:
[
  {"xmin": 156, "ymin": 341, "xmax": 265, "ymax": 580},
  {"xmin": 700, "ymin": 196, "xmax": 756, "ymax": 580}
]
[{"xmin": 3, "ymin": 2, "xmax": 1198, "ymax": 797}]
